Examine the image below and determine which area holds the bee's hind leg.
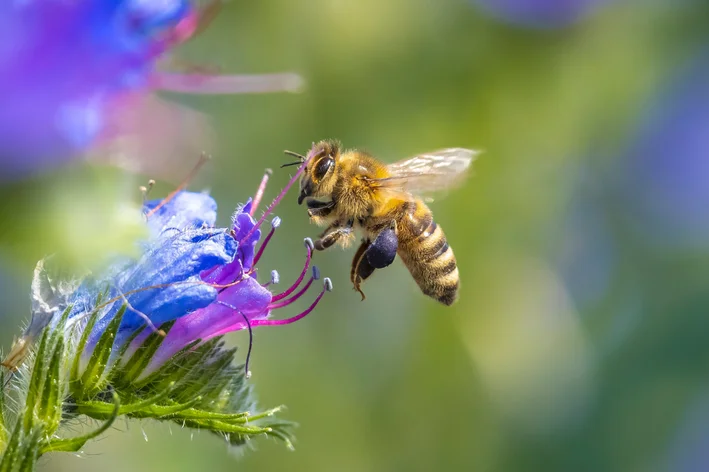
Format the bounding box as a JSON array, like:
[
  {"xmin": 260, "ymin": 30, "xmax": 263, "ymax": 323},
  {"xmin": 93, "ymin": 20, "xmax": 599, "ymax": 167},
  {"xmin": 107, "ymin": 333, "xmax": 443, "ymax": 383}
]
[
  {"xmin": 365, "ymin": 225, "xmax": 398, "ymax": 269},
  {"xmin": 351, "ymin": 240, "xmax": 375, "ymax": 300},
  {"xmin": 351, "ymin": 226, "xmax": 398, "ymax": 301}
]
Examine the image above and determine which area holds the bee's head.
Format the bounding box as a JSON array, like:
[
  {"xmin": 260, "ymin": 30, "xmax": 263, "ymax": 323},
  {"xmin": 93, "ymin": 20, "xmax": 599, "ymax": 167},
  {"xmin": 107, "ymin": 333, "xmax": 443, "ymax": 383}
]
[{"xmin": 296, "ymin": 140, "xmax": 340, "ymax": 205}]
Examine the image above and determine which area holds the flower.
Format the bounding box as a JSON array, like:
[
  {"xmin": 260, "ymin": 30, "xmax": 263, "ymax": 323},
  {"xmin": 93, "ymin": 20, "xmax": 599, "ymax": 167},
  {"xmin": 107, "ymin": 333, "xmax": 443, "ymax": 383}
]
[
  {"xmin": 470, "ymin": 0, "xmax": 613, "ymax": 28},
  {"xmin": 0, "ymin": 0, "xmax": 302, "ymax": 180},
  {"xmin": 0, "ymin": 160, "xmax": 322, "ymax": 462},
  {"xmin": 65, "ymin": 166, "xmax": 331, "ymax": 378},
  {"xmin": 617, "ymin": 52, "xmax": 709, "ymax": 249}
]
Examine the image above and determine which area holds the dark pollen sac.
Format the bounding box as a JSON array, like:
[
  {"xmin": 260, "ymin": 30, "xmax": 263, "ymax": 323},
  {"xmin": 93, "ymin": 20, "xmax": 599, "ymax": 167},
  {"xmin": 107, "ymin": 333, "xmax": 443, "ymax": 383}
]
[{"xmin": 366, "ymin": 227, "xmax": 398, "ymax": 269}]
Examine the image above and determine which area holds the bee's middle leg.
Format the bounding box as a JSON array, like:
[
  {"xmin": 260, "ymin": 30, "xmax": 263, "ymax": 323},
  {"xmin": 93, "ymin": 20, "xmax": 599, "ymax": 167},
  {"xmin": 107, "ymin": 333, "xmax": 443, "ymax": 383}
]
[{"xmin": 314, "ymin": 219, "xmax": 354, "ymax": 251}]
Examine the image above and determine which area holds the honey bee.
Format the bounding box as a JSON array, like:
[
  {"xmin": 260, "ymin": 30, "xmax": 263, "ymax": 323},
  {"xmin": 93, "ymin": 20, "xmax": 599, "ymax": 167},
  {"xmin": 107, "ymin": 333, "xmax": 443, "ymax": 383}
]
[{"xmin": 286, "ymin": 140, "xmax": 477, "ymax": 305}]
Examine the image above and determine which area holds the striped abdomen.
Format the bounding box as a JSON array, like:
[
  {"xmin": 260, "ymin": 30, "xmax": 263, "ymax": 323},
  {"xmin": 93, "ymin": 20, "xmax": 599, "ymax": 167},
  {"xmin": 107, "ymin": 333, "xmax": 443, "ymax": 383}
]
[{"xmin": 396, "ymin": 199, "xmax": 459, "ymax": 305}]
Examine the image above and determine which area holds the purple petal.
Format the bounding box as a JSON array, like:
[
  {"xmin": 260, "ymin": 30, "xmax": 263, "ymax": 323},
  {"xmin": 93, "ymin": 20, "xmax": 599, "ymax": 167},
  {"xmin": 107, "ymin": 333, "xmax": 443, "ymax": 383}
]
[{"xmin": 144, "ymin": 277, "xmax": 272, "ymax": 373}]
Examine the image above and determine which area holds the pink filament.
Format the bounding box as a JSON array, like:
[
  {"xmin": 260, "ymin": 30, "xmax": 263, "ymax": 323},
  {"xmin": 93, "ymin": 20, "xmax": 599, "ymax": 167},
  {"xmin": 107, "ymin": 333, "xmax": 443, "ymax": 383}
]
[
  {"xmin": 250, "ymin": 169, "xmax": 272, "ymax": 216},
  {"xmin": 271, "ymin": 244, "xmax": 312, "ymax": 302},
  {"xmin": 252, "ymin": 226, "xmax": 276, "ymax": 267},
  {"xmin": 239, "ymin": 153, "xmax": 312, "ymax": 245},
  {"xmin": 252, "ymin": 286, "xmax": 326, "ymax": 328},
  {"xmin": 268, "ymin": 276, "xmax": 314, "ymax": 310},
  {"xmin": 152, "ymin": 73, "xmax": 303, "ymax": 95}
]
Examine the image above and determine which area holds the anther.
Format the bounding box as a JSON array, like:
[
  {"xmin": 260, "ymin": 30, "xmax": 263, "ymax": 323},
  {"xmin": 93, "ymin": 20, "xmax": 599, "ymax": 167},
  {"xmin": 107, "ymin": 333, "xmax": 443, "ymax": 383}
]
[
  {"xmin": 304, "ymin": 237, "xmax": 314, "ymax": 251},
  {"xmin": 271, "ymin": 216, "xmax": 282, "ymax": 228},
  {"xmin": 324, "ymin": 277, "xmax": 333, "ymax": 292},
  {"xmin": 140, "ymin": 179, "xmax": 156, "ymax": 203},
  {"xmin": 312, "ymin": 266, "xmax": 320, "ymax": 281},
  {"xmin": 270, "ymin": 270, "xmax": 280, "ymax": 285}
]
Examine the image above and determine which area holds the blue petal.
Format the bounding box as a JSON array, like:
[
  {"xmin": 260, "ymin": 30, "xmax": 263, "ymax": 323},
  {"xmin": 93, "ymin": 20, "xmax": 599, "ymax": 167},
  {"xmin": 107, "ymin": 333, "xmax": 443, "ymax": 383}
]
[
  {"xmin": 144, "ymin": 192, "xmax": 218, "ymax": 235},
  {"xmin": 86, "ymin": 228, "xmax": 236, "ymax": 346}
]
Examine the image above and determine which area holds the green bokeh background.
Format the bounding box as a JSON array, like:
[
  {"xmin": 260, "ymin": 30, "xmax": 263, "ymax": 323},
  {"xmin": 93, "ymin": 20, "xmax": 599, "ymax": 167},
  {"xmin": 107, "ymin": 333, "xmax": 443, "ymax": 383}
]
[{"xmin": 2, "ymin": 1, "xmax": 709, "ymax": 471}]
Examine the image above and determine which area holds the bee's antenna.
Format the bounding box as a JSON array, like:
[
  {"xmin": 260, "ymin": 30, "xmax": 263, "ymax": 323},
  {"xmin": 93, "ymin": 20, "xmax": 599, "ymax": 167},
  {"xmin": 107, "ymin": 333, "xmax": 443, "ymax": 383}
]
[
  {"xmin": 284, "ymin": 150, "xmax": 306, "ymax": 161},
  {"xmin": 281, "ymin": 150, "xmax": 306, "ymax": 168},
  {"xmin": 280, "ymin": 161, "xmax": 303, "ymax": 168}
]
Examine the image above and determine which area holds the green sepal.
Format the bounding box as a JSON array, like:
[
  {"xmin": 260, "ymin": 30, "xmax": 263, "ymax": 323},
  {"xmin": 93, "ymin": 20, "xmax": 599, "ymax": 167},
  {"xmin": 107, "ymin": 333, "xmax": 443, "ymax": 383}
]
[
  {"xmin": 78, "ymin": 305, "xmax": 126, "ymax": 397},
  {"xmin": 0, "ymin": 418, "xmax": 24, "ymax": 472},
  {"xmin": 16, "ymin": 428, "xmax": 41, "ymax": 472},
  {"xmin": 22, "ymin": 325, "xmax": 51, "ymax": 431},
  {"xmin": 0, "ymin": 370, "xmax": 7, "ymax": 452},
  {"xmin": 69, "ymin": 308, "xmax": 100, "ymax": 395},
  {"xmin": 37, "ymin": 333, "xmax": 65, "ymax": 433},
  {"xmin": 112, "ymin": 321, "xmax": 174, "ymax": 388},
  {"xmin": 41, "ymin": 389, "xmax": 120, "ymax": 454}
]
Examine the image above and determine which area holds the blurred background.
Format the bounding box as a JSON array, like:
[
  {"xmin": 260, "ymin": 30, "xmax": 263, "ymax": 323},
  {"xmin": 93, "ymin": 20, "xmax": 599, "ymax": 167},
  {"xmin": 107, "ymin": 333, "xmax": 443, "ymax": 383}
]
[{"xmin": 2, "ymin": 0, "xmax": 709, "ymax": 470}]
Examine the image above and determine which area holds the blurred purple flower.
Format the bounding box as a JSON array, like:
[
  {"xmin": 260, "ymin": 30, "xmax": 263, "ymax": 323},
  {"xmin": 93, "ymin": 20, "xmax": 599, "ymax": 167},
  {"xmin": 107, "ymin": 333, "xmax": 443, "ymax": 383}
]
[
  {"xmin": 619, "ymin": 52, "xmax": 709, "ymax": 249},
  {"xmin": 0, "ymin": 1, "xmax": 301, "ymax": 181},
  {"xmin": 471, "ymin": 0, "xmax": 613, "ymax": 28}
]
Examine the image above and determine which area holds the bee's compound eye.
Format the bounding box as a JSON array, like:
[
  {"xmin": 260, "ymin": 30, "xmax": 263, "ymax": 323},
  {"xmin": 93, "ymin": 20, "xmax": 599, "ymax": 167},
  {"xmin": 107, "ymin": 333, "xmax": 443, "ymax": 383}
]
[{"xmin": 313, "ymin": 156, "xmax": 334, "ymax": 181}]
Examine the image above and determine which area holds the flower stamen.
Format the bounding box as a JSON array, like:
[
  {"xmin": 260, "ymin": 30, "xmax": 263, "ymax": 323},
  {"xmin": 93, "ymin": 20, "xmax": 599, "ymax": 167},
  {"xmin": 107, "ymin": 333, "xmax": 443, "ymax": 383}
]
[
  {"xmin": 140, "ymin": 179, "xmax": 156, "ymax": 203},
  {"xmin": 239, "ymin": 153, "xmax": 313, "ymax": 245},
  {"xmin": 118, "ymin": 290, "xmax": 166, "ymax": 337},
  {"xmin": 241, "ymin": 311, "xmax": 254, "ymax": 380},
  {"xmin": 250, "ymin": 169, "xmax": 273, "ymax": 216},
  {"xmin": 252, "ymin": 278, "xmax": 333, "ymax": 328},
  {"xmin": 253, "ymin": 217, "xmax": 281, "ymax": 266},
  {"xmin": 263, "ymin": 270, "xmax": 280, "ymax": 287},
  {"xmin": 271, "ymin": 238, "xmax": 313, "ymax": 302},
  {"xmin": 145, "ymin": 153, "xmax": 210, "ymax": 219},
  {"xmin": 268, "ymin": 266, "xmax": 319, "ymax": 310}
]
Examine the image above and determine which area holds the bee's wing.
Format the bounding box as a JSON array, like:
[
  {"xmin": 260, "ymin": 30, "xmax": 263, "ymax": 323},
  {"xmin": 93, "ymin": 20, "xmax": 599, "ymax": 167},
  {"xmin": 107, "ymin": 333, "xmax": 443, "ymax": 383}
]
[{"xmin": 375, "ymin": 148, "xmax": 479, "ymax": 197}]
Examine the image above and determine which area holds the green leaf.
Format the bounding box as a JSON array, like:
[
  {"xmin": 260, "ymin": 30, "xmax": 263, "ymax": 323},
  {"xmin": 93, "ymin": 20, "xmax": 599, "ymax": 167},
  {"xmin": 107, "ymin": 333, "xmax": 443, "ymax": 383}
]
[
  {"xmin": 78, "ymin": 305, "xmax": 126, "ymax": 397},
  {"xmin": 41, "ymin": 389, "xmax": 120, "ymax": 454}
]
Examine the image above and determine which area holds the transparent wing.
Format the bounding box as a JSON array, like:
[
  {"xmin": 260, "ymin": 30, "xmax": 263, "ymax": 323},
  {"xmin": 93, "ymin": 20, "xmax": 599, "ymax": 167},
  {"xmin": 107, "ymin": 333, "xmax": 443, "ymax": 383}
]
[{"xmin": 375, "ymin": 148, "xmax": 479, "ymax": 196}]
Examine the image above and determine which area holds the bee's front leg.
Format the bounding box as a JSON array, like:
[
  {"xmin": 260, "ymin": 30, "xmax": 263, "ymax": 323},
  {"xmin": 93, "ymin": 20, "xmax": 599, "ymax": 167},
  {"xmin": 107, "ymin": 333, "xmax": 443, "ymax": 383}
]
[
  {"xmin": 314, "ymin": 219, "xmax": 354, "ymax": 251},
  {"xmin": 306, "ymin": 199, "xmax": 335, "ymax": 219}
]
